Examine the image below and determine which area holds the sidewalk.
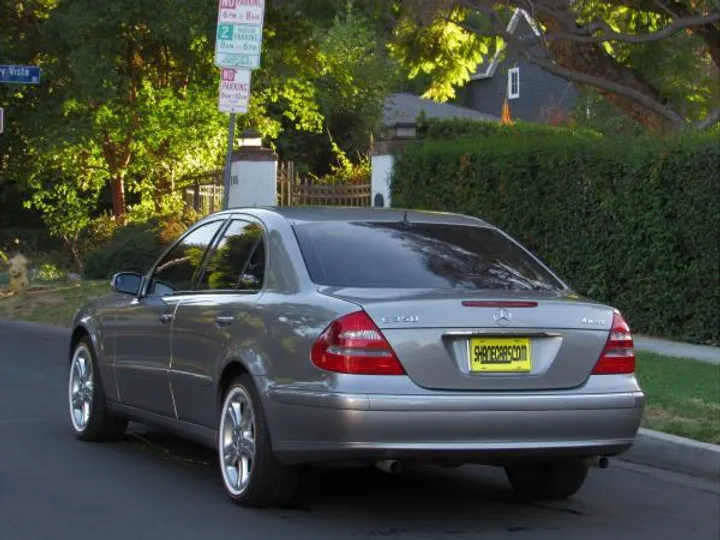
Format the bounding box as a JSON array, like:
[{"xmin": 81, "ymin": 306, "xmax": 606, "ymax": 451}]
[
  {"xmin": 626, "ymin": 335, "xmax": 720, "ymax": 480},
  {"xmin": 634, "ymin": 335, "xmax": 720, "ymax": 365}
]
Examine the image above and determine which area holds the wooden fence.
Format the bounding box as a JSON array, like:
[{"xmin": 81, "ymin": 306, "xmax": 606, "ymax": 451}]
[
  {"xmin": 182, "ymin": 162, "xmax": 371, "ymax": 215},
  {"xmin": 181, "ymin": 169, "xmax": 224, "ymax": 215},
  {"xmin": 283, "ymin": 182, "xmax": 371, "ymax": 207},
  {"xmin": 277, "ymin": 161, "xmax": 371, "ymax": 207}
]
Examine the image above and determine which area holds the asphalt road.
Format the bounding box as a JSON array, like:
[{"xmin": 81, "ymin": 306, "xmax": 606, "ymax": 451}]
[{"xmin": 1, "ymin": 320, "xmax": 718, "ymax": 540}]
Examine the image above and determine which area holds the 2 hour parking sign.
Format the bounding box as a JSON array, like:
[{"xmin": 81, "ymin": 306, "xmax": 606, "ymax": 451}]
[{"xmin": 214, "ymin": 0, "xmax": 265, "ymax": 70}]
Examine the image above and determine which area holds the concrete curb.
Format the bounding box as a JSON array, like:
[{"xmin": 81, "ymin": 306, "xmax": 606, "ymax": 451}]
[{"xmin": 622, "ymin": 428, "xmax": 720, "ymax": 482}]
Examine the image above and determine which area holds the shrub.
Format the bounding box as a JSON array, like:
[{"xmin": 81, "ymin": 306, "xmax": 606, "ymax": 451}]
[
  {"xmin": 416, "ymin": 116, "xmax": 602, "ymax": 141},
  {"xmin": 391, "ymin": 129, "xmax": 720, "ymax": 345},
  {"xmin": 82, "ymin": 220, "xmax": 175, "ymax": 280},
  {"xmin": 0, "ymin": 227, "xmax": 55, "ymax": 257}
]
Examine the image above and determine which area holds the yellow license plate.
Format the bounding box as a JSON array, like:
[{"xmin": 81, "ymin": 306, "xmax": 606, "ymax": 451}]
[{"xmin": 469, "ymin": 337, "xmax": 532, "ymax": 372}]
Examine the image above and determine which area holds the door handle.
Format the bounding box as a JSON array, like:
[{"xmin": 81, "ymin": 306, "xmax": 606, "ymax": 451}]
[
  {"xmin": 159, "ymin": 313, "xmax": 174, "ymax": 325},
  {"xmin": 215, "ymin": 315, "xmax": 235, "ymax": 327}
]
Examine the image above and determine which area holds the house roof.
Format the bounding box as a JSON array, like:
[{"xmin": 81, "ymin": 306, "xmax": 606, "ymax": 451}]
[
  {"xmin": 471, "ymin": 9, "xmax": 540, "ymax": 81},
  {"xmin": 382, "ymin": 92, "xmax": 499, "ymax": 125}
]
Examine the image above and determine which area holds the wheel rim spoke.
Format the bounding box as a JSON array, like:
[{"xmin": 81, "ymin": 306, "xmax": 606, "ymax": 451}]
[
  {"xmin": 79, "ymin": 356, "xmax": 88, "ymax": 380},
  {"xmin": 73, "ymin": 360, "xmax": 83, "ymax": 383},
  {"xmin": 222, "ymin": 442, "xmax": 235, "ymax": 465},
  {"xmin": 229, "ymin": 402, "xmax": 241, "ymax": 430},
  {"xmin": 240, "ymin": 405, "xmax": 253, "ymax": 432},
  {"xmin": 239, "ymin": 456, "xmax": 250, "ymax": 488},
  {"xmin": 241, "ymin": 433, "xmax": 255, "ymax": 457},
  {"xmin": 71, "ymin": 391, "xmax": 83, "ymax": 409}
]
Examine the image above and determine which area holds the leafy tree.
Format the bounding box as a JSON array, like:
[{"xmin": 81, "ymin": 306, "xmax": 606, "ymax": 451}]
[
  {"xmin": 24, "ymin": 177, "xmax": 98, "ymax": 269},
  {"xmin": 36, "ymin": 0, "xmax": 230, "ymax": 221},
  {"xmin": 387, "ymin": 0, "xmax": 720, "ymax": 132},
  {"xmin": 0, "ymin": 1, "xmax": 57, "ymax": 228},
  {"xmin": 2, "ymin": 0, "xmax": 397, "ymax": 235},
  {"xmin": 274, "ymin": 4, "xmax": 399, "ymax": 174}
]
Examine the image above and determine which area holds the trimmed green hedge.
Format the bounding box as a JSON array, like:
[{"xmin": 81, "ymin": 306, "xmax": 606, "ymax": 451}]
[
  {"xmin": 392, "ymin": 130, "xmax": 720, "ymax": 345},
  {"xmin": 417, "ymin": 117, "xmax": 602, "ymax": 141}
]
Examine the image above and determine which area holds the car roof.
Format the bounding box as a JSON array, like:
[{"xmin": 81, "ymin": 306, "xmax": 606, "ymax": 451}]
[{"xmin": 211, "ymin": 206, "xmax": 492, "ymax": 227}]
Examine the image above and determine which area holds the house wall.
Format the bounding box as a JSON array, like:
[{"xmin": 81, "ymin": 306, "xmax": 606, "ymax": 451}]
[
  {"xmin": 462, "ymin": 61, "xmax": 578, "ymax": 123},
  {"xmin": 459, "ymin": 14, "xmax": 579, "ymax": 123}
]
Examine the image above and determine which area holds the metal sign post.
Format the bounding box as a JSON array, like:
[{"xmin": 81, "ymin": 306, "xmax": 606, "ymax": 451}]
[
  {"xmin": 214, "ymin": 0, "xmax": 265, "ymax": 210},
  {"xmin": 222, "ymin": 113, "xmax": 237, "ymax": 209}
]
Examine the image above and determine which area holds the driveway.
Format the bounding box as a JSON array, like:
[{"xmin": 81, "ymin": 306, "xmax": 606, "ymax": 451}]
[{"xmin": 1, "ymin": 320, "xmax": 718, "ymax": 540}]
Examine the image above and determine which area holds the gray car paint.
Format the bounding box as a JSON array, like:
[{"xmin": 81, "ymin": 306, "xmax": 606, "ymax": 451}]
[{"xmin": 70, "ymin": 207, "xmax": 644, "ymax": 465}]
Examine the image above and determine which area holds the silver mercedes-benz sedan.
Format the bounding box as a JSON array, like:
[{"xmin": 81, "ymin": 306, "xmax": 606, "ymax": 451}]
[{"xmin": 68, "ymin": 207, "xmax": 644, "ymax": 507}]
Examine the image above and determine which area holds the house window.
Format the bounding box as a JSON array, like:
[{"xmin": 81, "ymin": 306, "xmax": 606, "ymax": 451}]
[{"xmin": 508, "ymin": 67, "xmax": 520, "ymax": 99}]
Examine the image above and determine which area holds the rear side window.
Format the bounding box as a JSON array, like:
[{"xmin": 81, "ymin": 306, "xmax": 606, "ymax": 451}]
[
  {"xmin": 292, "ymin": 221, "xmax": 564, "ymax": 291},
  {"xmin": 199, "ymin": 220, "xmax": 265, "ymax": 291}
]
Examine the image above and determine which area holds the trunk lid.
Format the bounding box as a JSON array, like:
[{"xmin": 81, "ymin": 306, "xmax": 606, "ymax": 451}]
[{"xmin": 319, "ymin": 287, "xmax": 614, "ymax": 391}]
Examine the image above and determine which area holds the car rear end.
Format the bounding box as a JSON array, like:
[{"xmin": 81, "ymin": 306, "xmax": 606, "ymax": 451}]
[{"xmin": 266, "ymin": 214, "xmax": 645, "ymax": 468}]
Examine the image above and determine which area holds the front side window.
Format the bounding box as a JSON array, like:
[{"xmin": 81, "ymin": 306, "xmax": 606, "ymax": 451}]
[
  {"xmin": 149, "ymin": 220, "xmax": 224, "ymax": 295},
  {"xmin": 200, "ymin": 220, "xmax": 265, "ymax": 291}
]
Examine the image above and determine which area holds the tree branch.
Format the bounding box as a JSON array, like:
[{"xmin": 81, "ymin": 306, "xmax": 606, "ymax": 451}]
[
  {"xmin": 558, "ymin": 13, "xmax": 720, "ymax": 45},
  {"xmin": 695, "ymin": 106, "xmax": 720, "ymax": 130},
  {"xmin": 652, "ymin": 0, "xmax": 681, "ymax": 18},
  {"xmin": 498, "ymin": 29, "xmax": 688, "ymax": 129},
  {"xmin": 462, "ymin": 0, "xmax": 720, "ymax": 45}
]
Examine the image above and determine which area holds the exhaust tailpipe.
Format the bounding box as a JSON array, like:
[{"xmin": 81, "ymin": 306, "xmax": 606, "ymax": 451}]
[
  {"xmin": 375, "ymin": 459, "xmax": 403, "ymax": 474},
  {"xmin": 584, "ymin": 456, "xmax": 610, "ymax": 469}
]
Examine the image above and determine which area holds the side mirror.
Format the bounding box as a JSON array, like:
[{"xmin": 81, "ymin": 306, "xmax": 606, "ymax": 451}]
[{"xmin": 110, "ymin": 272, "xmax": 143, "ymax": 296}]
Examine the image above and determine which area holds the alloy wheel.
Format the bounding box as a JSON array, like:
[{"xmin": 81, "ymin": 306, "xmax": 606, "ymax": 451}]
[
  {"xmin": 219, "ymin": 386, "xmax": 257, "ymax": 496},
  {"xmin": 69, "ymin": 345, "xmax": 94, "ymax": 432}
]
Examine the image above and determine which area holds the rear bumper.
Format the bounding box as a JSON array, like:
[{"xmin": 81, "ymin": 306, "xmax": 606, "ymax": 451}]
[{"xmin": 265, "ymin": 387, "xmax": 645, "ymax": 465}]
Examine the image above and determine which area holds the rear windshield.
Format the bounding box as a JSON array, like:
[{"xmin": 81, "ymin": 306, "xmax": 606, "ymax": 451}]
[{"xmin": 292, "ymin": 221, "xmax": 564, "ymax": 291}]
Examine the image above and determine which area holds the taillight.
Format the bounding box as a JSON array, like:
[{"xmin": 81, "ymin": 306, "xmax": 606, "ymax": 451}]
[
  {"xmin": 592, "ymin": 311, "xmax": 635, "ymax": 374},
  {"xmin": 311, "ymin": 311, "xmax": 405, "ymax": 375}
]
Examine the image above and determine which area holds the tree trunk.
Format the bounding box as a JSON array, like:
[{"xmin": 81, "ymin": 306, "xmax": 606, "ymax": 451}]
[
  {"xmin": 110, "ymin": 173, "xmax": 126, "ymax": 222},
  {"xmin": 154, "ymin": 175, "xmax": 173, "ymax": 212}
]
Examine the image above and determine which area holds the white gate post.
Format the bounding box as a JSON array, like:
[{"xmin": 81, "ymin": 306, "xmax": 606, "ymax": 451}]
[
  {"xmin": 370, "ymin": 122, "xmax": 417, "ymax": 208},
  {"xmin": 227, "ymin": 131, "xmax": 278, "ymax": 208}
]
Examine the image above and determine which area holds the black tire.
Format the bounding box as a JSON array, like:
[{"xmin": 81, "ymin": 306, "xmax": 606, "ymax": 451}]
[
  {"xmin": 505, "ymin": 460, "xmax": 589, "ymax": 501},
  {"xmin": 68, "ymin": 337, "xmax": 127, "ymax": 442},
  {"xmin": 218, "ymin": 374, "xmax": 298, "ymax": 507}
]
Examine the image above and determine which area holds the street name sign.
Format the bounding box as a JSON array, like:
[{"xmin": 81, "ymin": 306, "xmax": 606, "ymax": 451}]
[
  {"xmin": 214, "ymin": 0, "xmax": 265, "ymax": 70},
  {"xmin": 0, "ymin": 65, "xmax": 41, "ymax": 84},
  {"xmin": 218, "ymin": 68, "xmax": 251, "ymax": 113}
]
